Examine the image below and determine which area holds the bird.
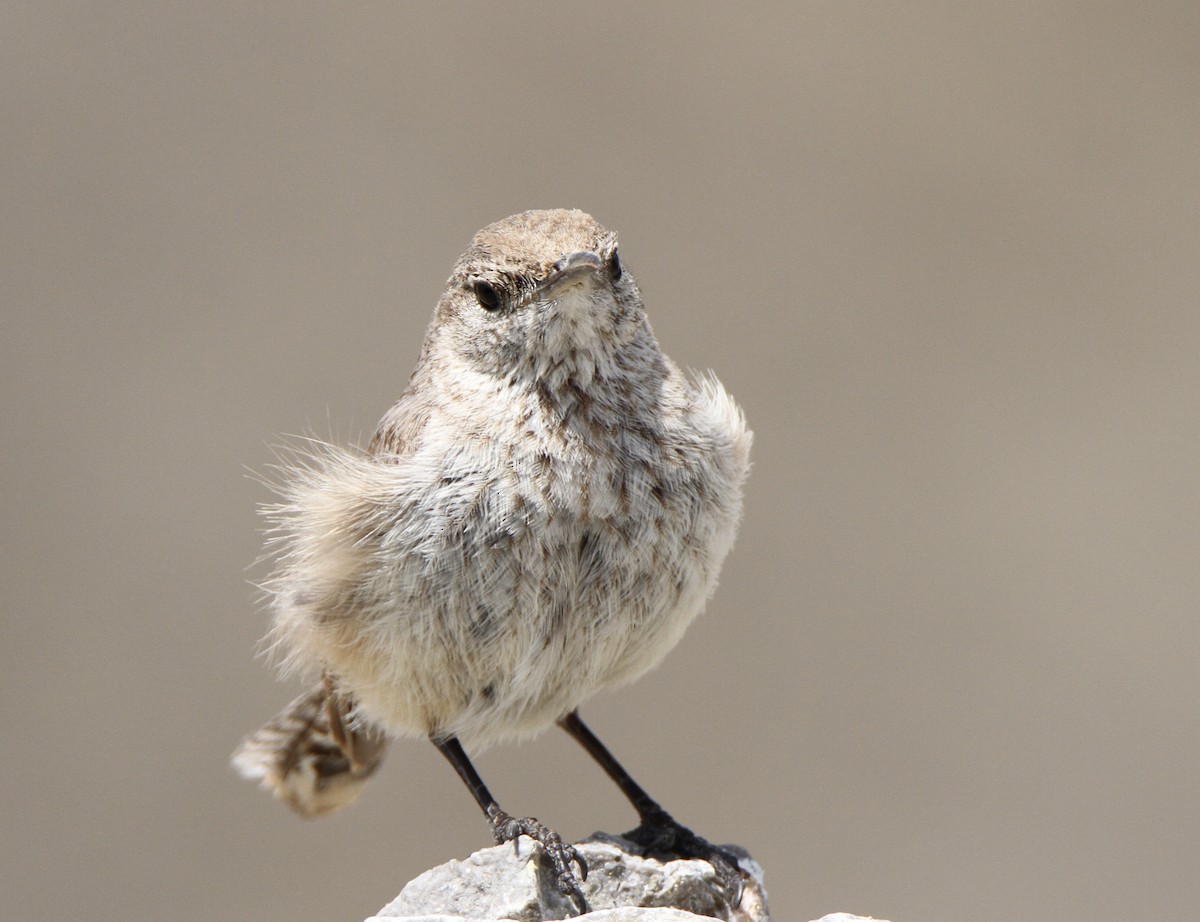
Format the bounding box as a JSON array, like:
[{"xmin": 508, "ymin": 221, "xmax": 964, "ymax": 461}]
[{"xmin": 233, "ymin": 209, "xmax": 752, "ymax": 909}]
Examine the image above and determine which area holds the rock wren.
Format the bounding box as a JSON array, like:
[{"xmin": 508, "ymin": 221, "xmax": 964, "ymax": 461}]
[{"xmin": 233, "ymin": 209, "xmax": 752, "ymax": 908}]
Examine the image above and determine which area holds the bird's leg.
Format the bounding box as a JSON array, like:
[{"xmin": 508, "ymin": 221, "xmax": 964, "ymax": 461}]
[
  {"xmin": 431, "ymin": 735, "xmax": 588, "ymax": 912},
  {"xmin": 557, "ymin": 710, "xmax": 745, "ymax": 902}
]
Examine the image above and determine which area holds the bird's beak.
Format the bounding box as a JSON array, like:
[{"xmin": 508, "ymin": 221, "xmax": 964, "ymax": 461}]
[{"xmin": 533, "ymin": 251, "xmax": 604, "ymax": 301}]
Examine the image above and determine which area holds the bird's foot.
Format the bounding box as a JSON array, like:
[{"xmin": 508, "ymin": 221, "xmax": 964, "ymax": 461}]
[
  {"xmin": 623, "ymin": 808, "xmax": 745, "ymax": 905},
  {"xmin": 488, "ymin": 808, "xmax": 589, "ymax": 913}
]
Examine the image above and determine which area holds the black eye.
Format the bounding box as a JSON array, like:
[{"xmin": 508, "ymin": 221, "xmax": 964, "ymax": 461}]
[
  {"xmin": 472, "ymin": 280, "xmax": 502, "ymax": 312},
  {"xmin": 608, "ymin": 249, "xmax": 623, "ymax": 281}
]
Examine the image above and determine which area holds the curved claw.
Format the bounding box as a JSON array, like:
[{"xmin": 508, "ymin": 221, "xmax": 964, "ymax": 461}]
[
  {"xmin": 489, "ymin": 811, "xmax": 589, "ymax": 914},
  {"xmin": 624, "ymin": 813, "xmax": 747, "ymax": 907},
  {"xmin": 708, "ymin": 848, "xmax": 745, "ymax": 906}
]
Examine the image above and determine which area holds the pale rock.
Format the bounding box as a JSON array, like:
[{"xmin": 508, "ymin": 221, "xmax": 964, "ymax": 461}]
[
  {"xmin": 809, "ymin": 916, "xmax": 891, "ymax": 922},
  {"xmin": 365, "ymin": 833, "xmax": 769, "ymax": 922}
]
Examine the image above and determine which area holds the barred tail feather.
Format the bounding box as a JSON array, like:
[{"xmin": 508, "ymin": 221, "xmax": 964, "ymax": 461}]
[{"xmin": 232, "ymin": 677, "xmax": 387, "ymax": 817}]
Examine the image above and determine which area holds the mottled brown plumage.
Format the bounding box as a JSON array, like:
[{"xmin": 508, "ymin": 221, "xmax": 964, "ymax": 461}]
[
  {"xmin": 232, "ymin": 675, "xmax": 385, "ymax": 817},
  {"xmin": 233, "ymin": 210, "xmax": 751, "ymax": 908}
]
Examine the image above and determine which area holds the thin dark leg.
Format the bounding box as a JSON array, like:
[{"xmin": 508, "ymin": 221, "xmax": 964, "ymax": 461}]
[
  {"xmin": 432, "ymin": 735, "xmax": 499, "ymax": 815},
  {"xmin": 431, "ymin": 735, "xmax": 588, "ymax": 912},
  {"xmin": 557, "ymin": 710, "xmax": 744, "ymax": 902},
  {"xmin": 557, "ymin": 710, "xmax": 666, "ymax": 822}
]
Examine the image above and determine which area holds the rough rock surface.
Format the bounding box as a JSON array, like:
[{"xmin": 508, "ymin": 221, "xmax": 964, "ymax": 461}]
[
  {"xmin": 810, "ymin": 917, "xmax": 889, "ymax": 922},
  {"xmin": 365, "ymin": 833, "xmax": 770, "ymax": 922}
]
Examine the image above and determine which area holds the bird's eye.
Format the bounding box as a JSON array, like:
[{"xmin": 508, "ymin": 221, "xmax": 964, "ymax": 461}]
[
  {"xmin": 472, "ymin": 280, "xmax": 502, "ymax": 312},
  {"xmin": 608, "ymin": 249, "xmax": 623, "ymax": 281}
]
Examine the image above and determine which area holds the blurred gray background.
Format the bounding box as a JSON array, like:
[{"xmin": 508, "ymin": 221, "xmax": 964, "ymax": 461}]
[{"xmin": 3, "ymin": 3, "xmax": 1198, "ymax": 921}]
